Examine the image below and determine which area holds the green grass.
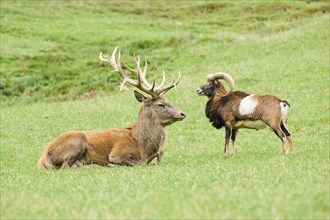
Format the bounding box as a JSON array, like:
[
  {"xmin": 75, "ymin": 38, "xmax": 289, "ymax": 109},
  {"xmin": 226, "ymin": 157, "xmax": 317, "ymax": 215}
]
[{"xmin": 1, "ymin": 1, "xmax": 329, "ymax": 219}]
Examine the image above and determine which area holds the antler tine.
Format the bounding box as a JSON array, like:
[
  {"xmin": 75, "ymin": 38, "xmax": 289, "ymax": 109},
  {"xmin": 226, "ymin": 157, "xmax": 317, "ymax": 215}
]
[
  {"xmin": 119, "ymin": 79, "xmax": 127, "ymax": 91},
  {"xmin": 100, "ymin": 47, "xmax": 161, "ymax": 97},
  {"xmin": 100, "ymin": 47, "xmax": 140, "ymax": 89},
  {"xmin": 134, "ymin": 56, "xmax": 153, "ymax": 88},
  {"xmin": 151, "ymin": 75, "xmax": 156, "ymax": 91},
  {"xmin": 123, "ymin": 60, "xmax": 137, "ymax": 73},
  {"xmin": 156, "ymin": 71, "xmax": 181, "ymax": 96},
  {"xmin": 99, "ymin": 52, "xmax": 108, "ymax": 62},
  {"xmin": 116, "ymin": 50, "xmax": 123, "ymax": 72},
  {"xmin": 110, "ymin": 46, "xmax": 119, "ymax": 69},
  {"xmin": 115, "ymin": 50, "xmax": 129, "ymax": 91},
  {"xmin": 124, "ymin": 59, "xmax": 148, "ymax": 78},
  {"xmin": 155, "ymin": 70, "xmax": 166, "ymax": 90},
  {"xmin": 99, "ymin": 46, "xmax": 119, "ymax": 71}
]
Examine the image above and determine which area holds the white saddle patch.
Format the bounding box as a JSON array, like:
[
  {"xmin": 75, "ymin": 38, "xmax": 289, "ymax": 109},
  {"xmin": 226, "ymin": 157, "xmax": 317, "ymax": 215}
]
[{"xmin": 238, "ymin": 95, "xmax": 258, "ymax": 116}]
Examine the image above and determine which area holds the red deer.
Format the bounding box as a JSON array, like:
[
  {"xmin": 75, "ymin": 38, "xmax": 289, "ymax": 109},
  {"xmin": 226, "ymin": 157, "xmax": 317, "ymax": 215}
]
[
  {"xmin": 37, "ymin": 47, "xmax": 186, "ymax": 169},
  {"xmin": 196, "ymin": 72, "xmax": 294, "ymax": 155}
]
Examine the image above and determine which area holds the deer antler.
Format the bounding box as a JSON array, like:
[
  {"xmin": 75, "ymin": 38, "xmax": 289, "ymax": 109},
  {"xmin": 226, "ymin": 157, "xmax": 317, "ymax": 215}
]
[{"xmin": 100, "ymin": 47, "xmax": 181, "ymax": 97}]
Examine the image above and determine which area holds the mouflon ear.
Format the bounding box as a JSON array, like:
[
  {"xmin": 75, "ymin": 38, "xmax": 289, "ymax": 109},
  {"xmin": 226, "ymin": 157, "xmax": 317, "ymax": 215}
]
[{"xmin": 134, "ymin": 90, "xmax": 147, "ymax": 103}]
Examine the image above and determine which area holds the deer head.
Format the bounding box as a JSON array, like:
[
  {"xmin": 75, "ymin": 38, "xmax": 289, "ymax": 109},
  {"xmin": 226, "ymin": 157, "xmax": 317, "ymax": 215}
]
[{"xmin": 100, "ymin": 47, "xmax": 186, "ymax": 126}]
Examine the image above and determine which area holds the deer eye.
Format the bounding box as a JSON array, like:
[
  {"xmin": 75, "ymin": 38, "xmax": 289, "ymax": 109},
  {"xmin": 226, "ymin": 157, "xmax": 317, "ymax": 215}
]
[{"xmin": 158, "ymin": 104, "xmax": 165, "ymax": 109}]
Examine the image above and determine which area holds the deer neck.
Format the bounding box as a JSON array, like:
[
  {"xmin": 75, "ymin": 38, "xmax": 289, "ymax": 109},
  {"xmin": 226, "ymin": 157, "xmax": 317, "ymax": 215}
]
[{"xmin": 131, "ymin": 110, "xmax": 166, "ymax": 156}]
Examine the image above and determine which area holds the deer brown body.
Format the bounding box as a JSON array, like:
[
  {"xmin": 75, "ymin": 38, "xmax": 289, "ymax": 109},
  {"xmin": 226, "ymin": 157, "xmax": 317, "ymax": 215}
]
[{"xmin": 38, "ymin": 48, "xmax": 185, "ymax": 169}]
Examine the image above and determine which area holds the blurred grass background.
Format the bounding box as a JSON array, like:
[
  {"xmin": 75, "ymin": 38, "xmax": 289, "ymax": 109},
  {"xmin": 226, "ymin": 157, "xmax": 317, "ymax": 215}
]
[{"xmin": 1, "ymin": 0, "xmax": 328, "ymax": 105}]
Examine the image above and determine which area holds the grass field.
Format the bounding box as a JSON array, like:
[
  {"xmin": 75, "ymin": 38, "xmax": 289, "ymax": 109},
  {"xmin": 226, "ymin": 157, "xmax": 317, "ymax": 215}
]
[{"xmin": 1, "ymin": 1, "xmax": 329, "ymax": 219}]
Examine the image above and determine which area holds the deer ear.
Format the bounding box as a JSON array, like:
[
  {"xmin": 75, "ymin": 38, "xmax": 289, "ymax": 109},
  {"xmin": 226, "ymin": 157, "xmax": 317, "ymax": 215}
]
[{"xmin": 134, "ymin": 90, "xmax": 147, "ymax": 103}]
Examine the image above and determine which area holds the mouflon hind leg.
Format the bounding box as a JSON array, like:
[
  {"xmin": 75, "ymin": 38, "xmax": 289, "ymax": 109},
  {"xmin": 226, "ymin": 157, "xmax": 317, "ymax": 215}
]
[
  {"xmin": 280, "ymin": 121, "xmax": 294, "ymax": 153},
  {"xmin": 271, "ymin": 126, "xmax": 288, "ymax": 154}
]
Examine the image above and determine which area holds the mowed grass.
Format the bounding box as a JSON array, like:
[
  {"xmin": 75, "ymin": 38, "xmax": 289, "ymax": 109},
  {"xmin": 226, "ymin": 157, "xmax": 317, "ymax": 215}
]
[{"xmin": 1, "ymin": 1, "xmax": 329, "ymax": 219}]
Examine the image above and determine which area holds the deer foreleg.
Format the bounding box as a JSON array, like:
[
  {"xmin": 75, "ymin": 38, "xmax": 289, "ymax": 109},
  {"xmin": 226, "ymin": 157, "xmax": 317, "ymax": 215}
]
[
  {"xmin": 109, "ymin": 155, "xmax": 142, "ymax": 166},
  {"xmin": 71, "ymin": 160, "xmax": 85, "ymax": 168},
  {"xmin": 157, "ymin": 151, "xmax": 163, "ymax": 164},
  {"xmin": 146, "ymin": 151, "xmax": 163, "ymax": 165}
]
